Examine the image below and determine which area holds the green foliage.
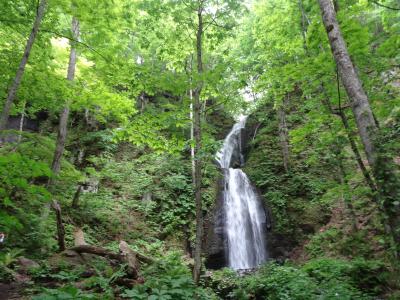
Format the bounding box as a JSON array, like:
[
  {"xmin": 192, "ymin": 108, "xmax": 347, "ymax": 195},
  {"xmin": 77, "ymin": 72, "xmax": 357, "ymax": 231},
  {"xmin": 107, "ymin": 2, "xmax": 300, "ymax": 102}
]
[
  {"xmin": 302, "ymin": 258, "xmax": 388, "ymax": 295},
  {"xmin": 29, "ymin": 258, "xmax": 128, "ymax": 299},
  {"xmin": 233, "ymin": 263, "xmax": 319, "ymax": 300},
  {"xmin": 0, "ymin": 148, "xmax": 52, "ymax": 250},
  {"xmin": 207, "ymin": 268, "xmax": 239, "ymax": 299},
  {"xmin": 0, "ymin": 133, "xmax": 82, "ymax": 252},
  {"xmin": 122, "ymin": 253, "xmax": 216, "ymax": 300},
  {"xmin": 32, "ymin": 285, "xmax": 97, "ymax": 300},
  {"xmin": 232, "ymin": 261, "xmax": 376, "ymax": 300},
  {"xmin": 84, "ymin": 148, "xmax": 218, "ymax": 239},
  {"xmin": 0, "ymin": 0, "xmax": 399, "ymax": 297},
  {"xmin": 84, "ymin": 263, "xmax": 127, "ymax": 298},
  {"xmin": 0, "ymin": 248, "xmax": 24, "ymax": 282}
]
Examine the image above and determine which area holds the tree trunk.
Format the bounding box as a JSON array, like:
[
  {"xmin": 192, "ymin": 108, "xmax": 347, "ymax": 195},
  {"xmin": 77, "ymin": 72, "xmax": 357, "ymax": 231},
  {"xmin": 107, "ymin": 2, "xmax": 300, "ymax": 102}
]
[
  {"xmin": 52, "ymin": 200, "xmax": 66, "ymax": 252},
  {"xmin": 298, "ymin": 0, "xmax": 308, "ymax": 52},
  {"xmin": 70, "ymin": 244, "xmax": 154, "ymax": 264},
  {"xmin": 49, "ymin": 17, "xmax": 79, "ymax": 253},
  {"xmin": 51, "ymin": 17, "xmax": 80, "ymax": 174},
  {"xmin": 278, "ymin": 95, "xmax": 290, "ymax": 173},
  {"xmin": 318, "ymin": 0, "xmax": 377, "ymax": 167},
  {"xmin": 193, "ymin": 6, "xmax": 204, "ymax": 285},
  {"xmin": 319, "ymin": 0, "xmax": 400, "ymax": 255},
  {"xmin": 320, "ymin": 86, "xmax": 377, "ymax": 192},
  {"xmin": 71, "ymin": 184, "xmax": 82, "ymax": 208},
  {"xmin": 17, "ymin": 102, "xmax": 26, "ymax": 143},
  {"xmin": 0, "ymin": 0, "xmax": 47, "ymax": 130},
  {"xmin": 337, "ymin": 156, "xmax": 358, "ymax": 233},
  {"xmin": 190, "ymin": 98, "xmax": 196, "ymax": 182},
  {"xmin": 73, "ymin": 227, "xmax": 87, "ymax": 246},
  {"xmin": 337, "ymin": 110, "xmax": 377, "ymax": 192},
  {"xmin": 119, "ymin": 241, "xmax": 140, "ymax": 279}
]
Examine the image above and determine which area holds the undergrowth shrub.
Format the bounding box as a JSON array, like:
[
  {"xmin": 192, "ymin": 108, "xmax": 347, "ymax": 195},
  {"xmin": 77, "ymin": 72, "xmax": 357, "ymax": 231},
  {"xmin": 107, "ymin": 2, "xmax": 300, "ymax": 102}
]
[
  {"xmin": 302, "ymin": 258, "xmax": 388, "ymax": 296},
  {"xmin": 122, "ymin": 252, "xmax": 217, "ymax": 300},
  {"xmin": 231, "ymin": 261, "xmax": 375, "ymax": 300}
]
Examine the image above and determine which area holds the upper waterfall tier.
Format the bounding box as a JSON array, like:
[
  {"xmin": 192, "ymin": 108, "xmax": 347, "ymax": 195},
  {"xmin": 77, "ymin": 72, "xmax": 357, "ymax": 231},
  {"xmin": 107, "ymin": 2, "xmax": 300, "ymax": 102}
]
[{"xmin": 216, "ymin": 116, "xmax": 247, "ymax": 169}]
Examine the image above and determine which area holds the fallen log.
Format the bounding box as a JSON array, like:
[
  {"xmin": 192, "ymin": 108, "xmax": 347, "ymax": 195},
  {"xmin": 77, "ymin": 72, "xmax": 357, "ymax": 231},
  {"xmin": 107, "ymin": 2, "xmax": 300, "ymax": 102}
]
[
  {"xmin": 114, "ymin": 277, "xmax": 145, "ymax": 288},
  {"xmin": 70, "ymin": 245, "xmax": 122, "ymax": 261},
  {"xmin": 135, "ymin": 251, "xmax": 155, "ymax": 265},
  {"xmin": 69, "ymin": 244, "xmax": 154, "ymax": 265}
]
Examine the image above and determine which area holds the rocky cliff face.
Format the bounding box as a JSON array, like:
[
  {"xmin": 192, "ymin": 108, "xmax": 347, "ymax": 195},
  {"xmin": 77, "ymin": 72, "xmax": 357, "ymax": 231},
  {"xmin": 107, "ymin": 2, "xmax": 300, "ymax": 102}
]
[{"xmin": 204, "ymin": 176, "xmax": 227, "ymax": 269}]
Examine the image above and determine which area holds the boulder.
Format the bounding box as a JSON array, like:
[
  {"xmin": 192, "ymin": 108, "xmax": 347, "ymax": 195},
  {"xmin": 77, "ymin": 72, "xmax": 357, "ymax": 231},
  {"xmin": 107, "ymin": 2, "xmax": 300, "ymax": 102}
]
[{"xmin": 16, "ymin": 257, "xmax": 39, "ymax": 274}]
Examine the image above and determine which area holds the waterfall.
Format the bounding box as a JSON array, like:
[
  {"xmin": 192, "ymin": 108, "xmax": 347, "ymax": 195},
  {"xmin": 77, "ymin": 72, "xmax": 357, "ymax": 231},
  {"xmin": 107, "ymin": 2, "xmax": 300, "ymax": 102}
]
[{"xmin": 216, "ymin": 116, "xmax": 268, "ymax": 269}]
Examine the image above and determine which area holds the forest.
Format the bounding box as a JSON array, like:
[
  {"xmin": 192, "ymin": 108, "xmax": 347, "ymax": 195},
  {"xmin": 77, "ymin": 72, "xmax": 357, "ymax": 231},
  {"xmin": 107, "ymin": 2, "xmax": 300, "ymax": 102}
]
[{"xmin": 0, "ymin": 0, "xmax": 399, "ymax": 299}]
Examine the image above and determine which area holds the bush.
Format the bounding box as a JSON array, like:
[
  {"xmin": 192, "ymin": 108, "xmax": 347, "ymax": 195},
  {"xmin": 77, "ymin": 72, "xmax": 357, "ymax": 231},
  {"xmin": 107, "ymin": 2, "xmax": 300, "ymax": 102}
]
[
  {"xmin": 302, "ymin": 258, "xmax": 388, "ymax": 295},
  {"xmin": 32, "ymin": 285, "xmax": 97, "ymax": 300},
  {"xmin": 0, "ymin": 133, "xmax": 81, "ymax": 253},
  {"xmin": 122, "ymin": 252, "xmax": 217, "ymax": 300},
  {"xmin": 232, "ymin": 261, "xmax": 375, "ymax": 300},
  {"xmin": 207, "ymin": 268, "xmax": 239, "ymax": 298},
  {"xmin": 233, "ymin": 263, "xmax": 319, "ymax": 300},
  {"xmin": 0, "ymin": 151, "xmax": 53, "ymax": 251}
]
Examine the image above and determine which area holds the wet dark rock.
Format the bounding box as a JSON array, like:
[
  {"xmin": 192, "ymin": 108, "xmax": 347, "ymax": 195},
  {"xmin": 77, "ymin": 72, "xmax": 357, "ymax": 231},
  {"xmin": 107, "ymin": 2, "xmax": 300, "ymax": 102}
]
[
  {"xmin": 204, "ymin": 176, "xmax": 227, "ymax": 269},
  {"xmin": 5, "ymin": 116, "xmax": 40, "ymax": 132}
]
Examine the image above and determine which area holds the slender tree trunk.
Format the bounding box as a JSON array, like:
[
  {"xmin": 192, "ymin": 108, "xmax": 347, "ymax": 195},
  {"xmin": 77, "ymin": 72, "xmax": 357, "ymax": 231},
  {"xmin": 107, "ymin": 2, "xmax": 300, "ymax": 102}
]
[
  {"xmin": 193, "ymin": 6, "xmax": 204, "ymax": 285},
  {"xmin": 318, "ymin": 0, "xmax": 377, "ymax": 167},
  {"xmin": 51, "ymin": 17, "xmax": 79, "ymax": 174},
  {"xmin": 190, "ymin": 91, "xmax": 196, "ymax": 182},
  {"xmin": 0, "ymin": 0, "xmax": 47, "ymax": 130},
  {"xmin": 337, "ymin": 156, "xmax": 358, "ymax": 233},
  {"xmin": 52, "ymin": 200, "xmax": 66, "ymax": 251},
  {"xmin": 319, "ymin": 0, "xmax": 400, "ymax": 255},
  {"xmin": 278, "ymin": 95, "xmax": 290, "ymax": 172},
  {"xmin": 337, "ymin": 110, "xmax": 377, "ymax": 192},
  {"xmin": 185, "ymin": 54, "xmax": 196, "ymax": 182},
  {"xmin": 71, "ymin": 184, "xmax": 82, "ymax": 208},
  {"xmin": 320, "ymin": 86, "xmax": 377, "ymax": 192},
  {"xmin": 50, "ymin": 17, "xmax": 79, "ymax": 252},
  {"xmin": 17, "ymin": 101, "xmax": 26, "ymax": 143},
  {"xmin": 298, "ymin": 0, "xmax": 308, "ymax": 52}
]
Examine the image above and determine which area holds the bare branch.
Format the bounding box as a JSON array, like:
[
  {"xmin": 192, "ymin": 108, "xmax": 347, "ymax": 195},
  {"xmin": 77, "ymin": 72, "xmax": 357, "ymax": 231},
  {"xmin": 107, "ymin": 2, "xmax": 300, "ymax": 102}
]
[{"xmin": 370, "ymin": 0, "xmax": 400, "ymax": 10}]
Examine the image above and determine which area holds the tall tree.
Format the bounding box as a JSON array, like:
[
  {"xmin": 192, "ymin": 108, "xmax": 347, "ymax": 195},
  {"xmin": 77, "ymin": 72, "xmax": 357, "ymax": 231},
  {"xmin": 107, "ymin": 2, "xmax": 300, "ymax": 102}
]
[
  {"xmin": 318, "ymin": 0, "xmax": 378, "ymax": 167},
  {"xmin": 51, "ymin": 16, "xmax": 80, "ymax": 174},
  {"xmin": 278, "ymin": 95, "xmax": 290, "ymax": 173},
  {"xmin": 318, "ymin": 0, "xmax": 400, "ymax": 250},
  {"xmin": 0, "ymin": 0, "xmax": 47, "ymax": 130},
  {"xmin": 49, "ymin": 16, "xmax": 79, "ymax": 252},
  {"xmin": 192, "ymin": 1, "xmax": 205, "ymax": 284}
]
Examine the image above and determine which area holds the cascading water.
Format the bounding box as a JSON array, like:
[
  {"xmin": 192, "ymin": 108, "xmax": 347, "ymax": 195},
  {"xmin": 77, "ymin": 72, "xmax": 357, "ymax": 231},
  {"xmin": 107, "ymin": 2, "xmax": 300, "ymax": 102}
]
[{"xmin": 216, "ymin": 116, "xmax": 268, "ymax": 270}]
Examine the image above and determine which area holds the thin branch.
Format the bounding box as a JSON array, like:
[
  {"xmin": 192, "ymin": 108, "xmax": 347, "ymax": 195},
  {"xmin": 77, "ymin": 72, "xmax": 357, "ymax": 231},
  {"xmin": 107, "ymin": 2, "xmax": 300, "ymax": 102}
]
[
  {"xmin": 370, "ymin": 0, "xmax": 400, "ymax": 10},
  {"xmin": 41, "ymin": 29, "xmax": 114, "ymax": 65}
]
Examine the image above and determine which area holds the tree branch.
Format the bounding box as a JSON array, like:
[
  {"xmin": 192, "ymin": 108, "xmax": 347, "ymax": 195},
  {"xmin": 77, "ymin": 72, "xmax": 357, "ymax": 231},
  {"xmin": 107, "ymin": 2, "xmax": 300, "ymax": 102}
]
[
  {"xmin": 40, "ymin": 29, "xmax": 113, "ymax": 64},
  {"xmin": 370, "ymin": 0, "xmax": 400, "ymax": 10}
]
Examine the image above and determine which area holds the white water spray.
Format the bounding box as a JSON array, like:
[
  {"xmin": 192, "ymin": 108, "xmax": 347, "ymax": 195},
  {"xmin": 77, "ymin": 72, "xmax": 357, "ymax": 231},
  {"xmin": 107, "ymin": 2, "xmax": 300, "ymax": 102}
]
[{"xmin": 216, "ymin": 117, "xmax": 267, "ymax": 269}]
